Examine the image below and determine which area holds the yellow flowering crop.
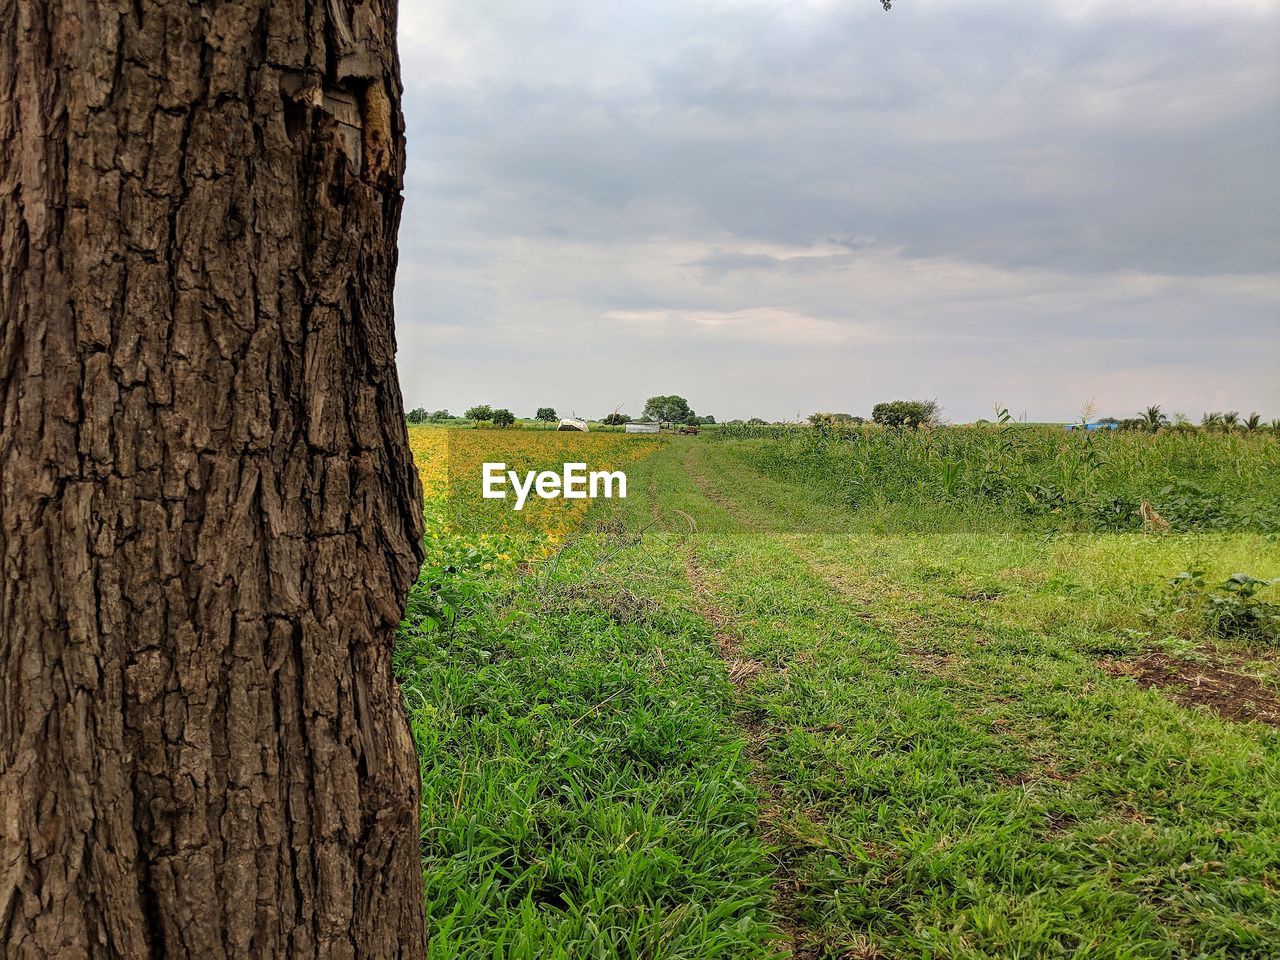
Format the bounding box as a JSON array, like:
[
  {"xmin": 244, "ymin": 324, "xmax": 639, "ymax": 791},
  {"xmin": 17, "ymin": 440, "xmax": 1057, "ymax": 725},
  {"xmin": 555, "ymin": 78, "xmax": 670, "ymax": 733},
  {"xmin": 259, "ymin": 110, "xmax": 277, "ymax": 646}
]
[{"xmin": 408, "ymin": 425, "xmax": 661, "ymax": 565}]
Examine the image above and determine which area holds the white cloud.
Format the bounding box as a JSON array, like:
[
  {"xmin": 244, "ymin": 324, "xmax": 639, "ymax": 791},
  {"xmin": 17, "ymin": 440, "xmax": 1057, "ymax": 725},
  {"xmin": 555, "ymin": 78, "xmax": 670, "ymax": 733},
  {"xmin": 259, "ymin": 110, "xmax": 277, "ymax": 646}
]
[{"xmin": 603, "ymin": 307, "xmax": 855, "ymax": 345}]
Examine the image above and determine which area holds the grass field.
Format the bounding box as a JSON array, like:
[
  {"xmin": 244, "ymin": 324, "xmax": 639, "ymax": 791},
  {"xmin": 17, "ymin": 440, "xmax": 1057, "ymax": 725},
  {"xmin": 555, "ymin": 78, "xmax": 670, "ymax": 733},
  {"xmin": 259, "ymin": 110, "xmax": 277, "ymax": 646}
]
[{"xmin": 397, "ymin": 424, "xmax": 1280, "ymax": 959}]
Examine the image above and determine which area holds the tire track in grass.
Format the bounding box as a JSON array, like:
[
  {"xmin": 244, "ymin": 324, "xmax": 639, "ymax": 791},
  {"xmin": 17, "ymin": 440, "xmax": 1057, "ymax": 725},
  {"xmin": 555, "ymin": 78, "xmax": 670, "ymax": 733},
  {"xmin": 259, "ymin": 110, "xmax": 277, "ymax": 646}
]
[
  {"xmin": 664, "ymin": 441, "xmax": 1280, "ymax": 957},
  {"xmin": 676, "ymin": 441, "xmax": 863, "ymax": 957},
  {"xmin": 684, "ymin": 544, "xmax": 899, "ymax": 960},
  {"xmin": 679, "ymin": 442, "xmax": 771, "ymax": 533},
  {"xmin": 679, "ymin": 507, "xmax": 902, "ymax": 957},
  {"xmin": 684, "ymin": 549, "xmax": 801, "ymax": 958},
  {"xmin": 686, "ymin": 551, "xmax": 764, "ymax": 689}
]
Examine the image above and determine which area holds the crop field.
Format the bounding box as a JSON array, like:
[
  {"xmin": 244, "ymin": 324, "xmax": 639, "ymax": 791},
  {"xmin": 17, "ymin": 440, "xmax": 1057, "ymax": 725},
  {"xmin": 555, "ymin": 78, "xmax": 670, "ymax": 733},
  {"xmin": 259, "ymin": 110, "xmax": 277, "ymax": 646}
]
[{"xmin": 397, "ymin": 424, "xmax": 1280, "ymax": 959}]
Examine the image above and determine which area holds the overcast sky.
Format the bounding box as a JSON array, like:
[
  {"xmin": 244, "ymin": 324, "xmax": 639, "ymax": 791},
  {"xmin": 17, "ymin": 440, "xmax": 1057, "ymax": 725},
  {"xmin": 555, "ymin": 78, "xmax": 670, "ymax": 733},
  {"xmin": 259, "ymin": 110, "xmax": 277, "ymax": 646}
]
[{"xmin": 394, "ymin": 0, "xmax": 1279, "ymax": 424}]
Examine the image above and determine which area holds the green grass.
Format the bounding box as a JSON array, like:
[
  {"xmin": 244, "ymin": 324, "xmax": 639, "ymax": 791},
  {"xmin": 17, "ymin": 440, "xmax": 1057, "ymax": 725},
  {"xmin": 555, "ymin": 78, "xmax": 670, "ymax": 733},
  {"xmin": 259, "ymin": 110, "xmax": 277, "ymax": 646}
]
[
  {"xmin": 397, "ymin": 431, "xmax": 1280, "ymax": 958},
  {"xmin": 692, "ymin": 531, "xmax": 1280, "ymax": 958},
  {"xmin": 395, "ymin": 522, "xmax": 777, "ymax": 959}
]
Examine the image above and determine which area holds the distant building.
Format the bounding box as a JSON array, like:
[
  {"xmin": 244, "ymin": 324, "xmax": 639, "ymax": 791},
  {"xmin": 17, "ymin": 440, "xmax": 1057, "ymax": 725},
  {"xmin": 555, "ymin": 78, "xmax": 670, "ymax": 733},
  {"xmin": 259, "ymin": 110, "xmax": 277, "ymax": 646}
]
[
  {"xmin": 1065, "ymin": 422, "xmax": 1118, "ymax": 431},
  {"xmin": 624, "ymin": 422, "xmax": 660, "ymax": 434}
]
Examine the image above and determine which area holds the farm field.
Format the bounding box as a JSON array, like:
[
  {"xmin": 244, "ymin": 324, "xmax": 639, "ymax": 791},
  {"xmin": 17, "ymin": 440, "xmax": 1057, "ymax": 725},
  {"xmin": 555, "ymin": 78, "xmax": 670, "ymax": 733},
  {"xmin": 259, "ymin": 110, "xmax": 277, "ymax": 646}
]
[{"xmin": 397, "ymin": 424, "xmax": 1280, "ymax": 959}]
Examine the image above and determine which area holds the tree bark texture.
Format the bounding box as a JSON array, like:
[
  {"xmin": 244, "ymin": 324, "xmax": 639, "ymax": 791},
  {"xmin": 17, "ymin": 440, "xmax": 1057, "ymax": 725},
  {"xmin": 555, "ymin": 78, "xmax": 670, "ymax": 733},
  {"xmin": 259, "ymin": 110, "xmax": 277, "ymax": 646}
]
[{"xmin": 0, "ymin": 1, "xmax": 426, "ymax": 957}]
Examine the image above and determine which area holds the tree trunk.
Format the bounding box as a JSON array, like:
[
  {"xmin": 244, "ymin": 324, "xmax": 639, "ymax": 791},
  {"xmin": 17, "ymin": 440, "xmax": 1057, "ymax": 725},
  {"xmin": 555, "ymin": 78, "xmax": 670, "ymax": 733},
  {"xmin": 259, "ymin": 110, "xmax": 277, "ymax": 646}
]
[{"xmin": 0, "ymin": 2, "xmax": 426, "ymax": 957}]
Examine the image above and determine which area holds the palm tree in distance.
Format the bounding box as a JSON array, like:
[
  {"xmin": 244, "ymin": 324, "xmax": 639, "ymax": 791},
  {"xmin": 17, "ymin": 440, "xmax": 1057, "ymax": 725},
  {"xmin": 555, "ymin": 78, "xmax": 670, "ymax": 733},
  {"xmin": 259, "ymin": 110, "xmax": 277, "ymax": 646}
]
[{"xmin": 1140, "ymin": 405, "xmax": 1170, "ymax": 432}]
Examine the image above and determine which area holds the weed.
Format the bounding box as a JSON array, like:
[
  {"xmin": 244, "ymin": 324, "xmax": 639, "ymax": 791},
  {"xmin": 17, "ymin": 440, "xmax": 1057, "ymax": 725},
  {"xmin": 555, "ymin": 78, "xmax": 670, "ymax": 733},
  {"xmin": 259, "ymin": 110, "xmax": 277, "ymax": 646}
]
[
  {"xmin": 1159, "ymin": 568, "xmax": 1280, "ymax": 644},
  {"xmin": 710, "ymin": 424, "xmax": 1280, "ymax": 533}
]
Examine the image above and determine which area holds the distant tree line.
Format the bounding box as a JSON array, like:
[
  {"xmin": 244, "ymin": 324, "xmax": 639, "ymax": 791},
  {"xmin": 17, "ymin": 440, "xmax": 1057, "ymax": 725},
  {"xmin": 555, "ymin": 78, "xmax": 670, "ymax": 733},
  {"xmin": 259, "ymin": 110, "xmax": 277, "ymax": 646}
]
[
  {"xmin": 408, "ymin": 398, "xmax": 1277, "ymax": 433},
  {"xmin": 406, "ymin": 407, "xmax": 455, "ymax": 423},
  {"xmin": 1104, "ymin": 405, "xmax": 1275, "ymax": 433}
]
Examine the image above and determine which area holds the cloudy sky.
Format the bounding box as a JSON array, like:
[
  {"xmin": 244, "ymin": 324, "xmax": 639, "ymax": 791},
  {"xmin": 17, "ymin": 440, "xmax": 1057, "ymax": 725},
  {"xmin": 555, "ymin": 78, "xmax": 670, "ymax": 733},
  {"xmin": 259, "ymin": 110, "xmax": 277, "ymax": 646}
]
[{"xmin": 394, "ymin": 0, "xmax": 1279, "ymax": 424}]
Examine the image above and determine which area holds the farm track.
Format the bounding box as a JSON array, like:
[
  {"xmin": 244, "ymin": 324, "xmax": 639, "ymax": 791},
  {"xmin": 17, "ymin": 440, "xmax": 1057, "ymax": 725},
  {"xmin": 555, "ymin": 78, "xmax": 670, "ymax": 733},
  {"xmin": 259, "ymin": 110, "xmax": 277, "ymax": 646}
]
[
  {"xmin": 659, "ymin": 438, "xmax": 1280, "ymax": 959},
  {"xmin": 674, "ymin": 445, "xmax": 890, "ymax": 959},
  {"xmin": 678, "ymin": 442, "xmax": 771, "ymax": 533},
  {"xmin": 683, "ymin": 548, "xmax": 813, "ymax": 958}
]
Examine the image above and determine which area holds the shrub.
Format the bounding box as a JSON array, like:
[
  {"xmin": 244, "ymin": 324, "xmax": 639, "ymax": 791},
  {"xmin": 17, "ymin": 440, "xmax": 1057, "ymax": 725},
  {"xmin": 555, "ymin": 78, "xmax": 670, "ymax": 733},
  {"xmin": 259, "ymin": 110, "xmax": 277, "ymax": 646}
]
[
  {"xmin": 807, "ymin": 412, "xmax": 863, "ymax": 432},
  {"xmin": 1160, "ymin": 569, "xmax": 1280, "ymax": 645},
  {"xmin": 871, "ymin": 399, "xmax": 939, "ymax": 429}
]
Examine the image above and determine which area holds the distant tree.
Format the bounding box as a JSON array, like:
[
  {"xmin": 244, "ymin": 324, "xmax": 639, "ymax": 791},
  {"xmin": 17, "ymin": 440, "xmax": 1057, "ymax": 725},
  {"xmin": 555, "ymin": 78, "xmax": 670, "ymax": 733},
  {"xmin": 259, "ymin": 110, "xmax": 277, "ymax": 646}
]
[
  {"xmin": 1139, "ymin": 405, "xmax": 1169, "ymax": 432},
  {"xmin": 1244, "ymin": 413, "xmax": 1262, "ymax": 431},
  {"xmin": 465, "ymin": 404, "xmax": 494, "ymax": 421},
  {"xmin": 406, "ymin": 407, "xmax": 429, "ymax": 424},
  {"xmin": 1222, "ymin": 411, "xmax": 1241, "ymax": 430},
  {"xmin": 871, "ymin": 399, "xmax": 939, "ymax": 429},
  {"xmin": 747, "ymin": 417, "xmax": 767, "ymax": 425},
  {"xmin": 1202, "ymin": 411, "xmax": 1223, "ymax": 429},
  {"xmin": 700, "ymin": 415, "xmax": 716, "ymax": 425},
  {"xmin": 535, "ymin": 407, "xmax": 558, "ymax": 422},
  {"xmin": 429, "ymin": 409, "xmax": 453, "ymax": 421},
  {"xmin": 491, "ymin": 408, "xmax": 516, "ymax": 428},
  {"xmin": 602, "ymin": 412, "xmax": 632, "ymax": 426},
  {"xmin": 643, "ymin": 395, "xmax": 693, "ymax": 425}
]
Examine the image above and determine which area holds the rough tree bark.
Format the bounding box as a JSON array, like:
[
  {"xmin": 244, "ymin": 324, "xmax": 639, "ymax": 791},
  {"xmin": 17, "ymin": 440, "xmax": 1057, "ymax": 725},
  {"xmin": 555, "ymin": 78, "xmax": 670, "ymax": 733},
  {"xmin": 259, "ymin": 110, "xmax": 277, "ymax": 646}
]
[{"xmin": 0, "ymin": 1, "xmax": 426, "ymax": 957}]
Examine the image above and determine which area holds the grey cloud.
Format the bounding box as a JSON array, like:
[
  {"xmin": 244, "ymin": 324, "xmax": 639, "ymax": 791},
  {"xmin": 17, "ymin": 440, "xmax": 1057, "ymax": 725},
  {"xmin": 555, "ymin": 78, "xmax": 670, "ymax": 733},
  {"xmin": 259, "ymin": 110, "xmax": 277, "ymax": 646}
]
[{"xmin": 393, "ymin": 0, "xmax": 1280, "ymax": 422}]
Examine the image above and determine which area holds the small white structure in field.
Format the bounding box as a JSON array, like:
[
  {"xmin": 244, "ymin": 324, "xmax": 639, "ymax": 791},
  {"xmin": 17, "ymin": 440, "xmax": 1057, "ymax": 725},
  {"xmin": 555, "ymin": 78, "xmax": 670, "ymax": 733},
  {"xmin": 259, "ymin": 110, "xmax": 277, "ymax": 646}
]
[
  {"xmin": 625, "ymin": 422, "xmax": 660, "ymax": 434},
  {"xmin": 557, "ymin": 417, "xmax": 589, "ymax": 432}
]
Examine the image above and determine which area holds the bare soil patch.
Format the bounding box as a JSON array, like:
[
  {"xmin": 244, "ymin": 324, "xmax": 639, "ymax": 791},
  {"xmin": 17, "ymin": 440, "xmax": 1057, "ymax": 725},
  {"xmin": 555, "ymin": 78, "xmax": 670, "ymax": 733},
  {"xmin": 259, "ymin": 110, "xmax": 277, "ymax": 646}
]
[{"xmin": 1101, "ymin": 652, "xmax": 1280, "ymax": 726}]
